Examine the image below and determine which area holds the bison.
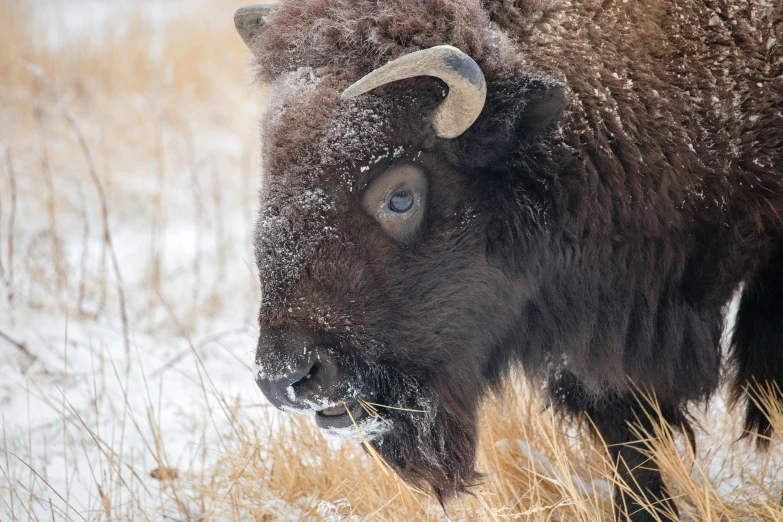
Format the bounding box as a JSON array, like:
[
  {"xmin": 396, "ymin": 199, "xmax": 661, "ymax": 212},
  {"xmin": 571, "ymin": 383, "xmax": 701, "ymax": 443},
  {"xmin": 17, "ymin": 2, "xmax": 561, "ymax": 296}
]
[{"xmin": 235, "ymin": 1, "xmax": 783, "ymax": 520}]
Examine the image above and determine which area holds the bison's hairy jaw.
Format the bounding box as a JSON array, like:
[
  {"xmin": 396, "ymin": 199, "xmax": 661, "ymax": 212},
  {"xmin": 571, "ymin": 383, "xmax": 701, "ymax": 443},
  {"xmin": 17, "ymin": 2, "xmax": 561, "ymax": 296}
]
[
  {"xmin": 366, "ymin": 366, "xmax": 486, "ymax": 502},
  {"xmin": 357, "ymin": 346, "xmax": 494, "ymax": 500},
  {"xmin": 267, "ymin": 324, "xmax": 497, "ymax": 501}
]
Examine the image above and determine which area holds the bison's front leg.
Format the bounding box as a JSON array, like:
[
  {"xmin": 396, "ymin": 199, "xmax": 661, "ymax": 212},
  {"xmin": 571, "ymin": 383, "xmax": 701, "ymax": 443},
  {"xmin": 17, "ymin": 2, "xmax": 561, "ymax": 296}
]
[
  {"xmin": 550, "ymin": 373, "xmax": 684, "ymax": 522},
  {"xmin": 600, "ymin": 417, "xmax": 677, "ymax": 522}
]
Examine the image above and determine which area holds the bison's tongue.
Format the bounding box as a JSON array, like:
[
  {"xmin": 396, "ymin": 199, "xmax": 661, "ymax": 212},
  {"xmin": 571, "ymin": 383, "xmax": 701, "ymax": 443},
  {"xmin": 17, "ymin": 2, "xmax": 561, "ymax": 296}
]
[{"xmin": 321, "ymin": 404, "xmax": 347, "ymax": 416}]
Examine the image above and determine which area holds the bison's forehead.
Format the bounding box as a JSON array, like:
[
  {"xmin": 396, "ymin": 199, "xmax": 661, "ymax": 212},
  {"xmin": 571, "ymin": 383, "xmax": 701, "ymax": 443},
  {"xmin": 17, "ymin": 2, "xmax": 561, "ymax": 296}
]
[
  {"xmin": 261, "ymin": 68, "xmax": 411, "ymax": 192},
  {"xmin": 255, "ymin": 68, "xmax": 433, "ymax": 315}
]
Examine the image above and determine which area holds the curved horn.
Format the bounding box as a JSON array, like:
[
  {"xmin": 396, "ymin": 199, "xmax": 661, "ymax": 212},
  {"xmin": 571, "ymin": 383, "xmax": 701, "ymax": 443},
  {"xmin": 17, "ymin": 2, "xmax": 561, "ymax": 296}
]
[
  {"xmin": 234, "ymin": 4, "xmax": 275, "ymax": 49},
  {"xmin": 341, "ymin": 45, "xmax": 487, "ymax": 139}
]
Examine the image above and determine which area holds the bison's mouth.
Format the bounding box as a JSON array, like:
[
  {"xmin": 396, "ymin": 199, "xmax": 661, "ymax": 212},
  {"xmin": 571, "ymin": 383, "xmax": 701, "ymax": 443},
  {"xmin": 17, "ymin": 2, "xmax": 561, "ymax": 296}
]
[
  {"xmin": 314, "ymin": 400, "xmax": 366, "ymax": 429},
  {"xmin": 314, "ymin": 399, "xmax": 394, "ymax": 443}
]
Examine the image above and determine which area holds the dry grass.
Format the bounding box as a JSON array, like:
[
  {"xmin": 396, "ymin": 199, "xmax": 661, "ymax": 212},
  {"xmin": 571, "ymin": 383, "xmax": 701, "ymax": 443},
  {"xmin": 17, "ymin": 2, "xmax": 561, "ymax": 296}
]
[
  {"xmin": 195, "ymin": 381, "xmax": 783, "ymax": 521},
  {"xmin": 1, "ymin": 1, "xmax": 782, "ymax": 520}
]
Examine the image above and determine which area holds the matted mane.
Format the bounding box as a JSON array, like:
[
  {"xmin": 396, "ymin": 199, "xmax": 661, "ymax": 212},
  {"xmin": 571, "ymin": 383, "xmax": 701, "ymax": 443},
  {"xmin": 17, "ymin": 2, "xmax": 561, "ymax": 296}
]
[{"xmin": 248, "ymin": 0, "xmax": 562, "ymax": 81}]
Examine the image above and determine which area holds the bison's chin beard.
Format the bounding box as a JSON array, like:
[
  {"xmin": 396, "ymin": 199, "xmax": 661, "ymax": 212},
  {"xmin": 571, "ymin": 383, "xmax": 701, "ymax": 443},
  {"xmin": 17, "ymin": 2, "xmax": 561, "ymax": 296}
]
[{"xmin": 367, "ymin": 376, "xmax": 483, "ymax": 503}]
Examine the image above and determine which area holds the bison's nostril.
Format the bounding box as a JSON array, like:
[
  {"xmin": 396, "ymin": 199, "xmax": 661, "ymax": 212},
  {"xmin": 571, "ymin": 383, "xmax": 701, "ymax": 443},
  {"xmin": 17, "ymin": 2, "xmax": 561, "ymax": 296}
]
[
  {"xmin": 254, "ymin": 332, "xmax": 343, "ymax": 413},
  {"xmin": 292, "ymin": 362, "xmax": 320, "ymax": 389}
]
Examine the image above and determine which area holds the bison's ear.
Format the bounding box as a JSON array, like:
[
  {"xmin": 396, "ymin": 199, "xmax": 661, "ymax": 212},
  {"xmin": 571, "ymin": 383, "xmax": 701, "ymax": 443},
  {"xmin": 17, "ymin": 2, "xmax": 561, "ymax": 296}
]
[
  {"xmin": 458, "ymin": 76, "xmax": 566, "ymax": 168},
  {"xmin": 234, "ymin": 4, "xmax": 275, "ymax": 52}
]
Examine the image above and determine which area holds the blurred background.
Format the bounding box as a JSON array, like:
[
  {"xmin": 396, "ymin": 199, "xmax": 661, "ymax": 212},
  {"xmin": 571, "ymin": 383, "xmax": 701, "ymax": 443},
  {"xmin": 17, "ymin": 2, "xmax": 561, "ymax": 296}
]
[
  {"xmin": 0, "ymin": 0, "xmax": 271, "ymax": 518},
  {"xmin": 2, "ymin": 1, "xmax": 783, "ymax": 521}
]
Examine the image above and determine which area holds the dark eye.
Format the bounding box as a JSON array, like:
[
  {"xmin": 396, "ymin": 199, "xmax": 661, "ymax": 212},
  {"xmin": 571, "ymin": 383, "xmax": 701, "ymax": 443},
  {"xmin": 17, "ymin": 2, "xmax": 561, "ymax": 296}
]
[{"xmin": 388, "ymin": 192, "xmax": 415, "ymax": 213}]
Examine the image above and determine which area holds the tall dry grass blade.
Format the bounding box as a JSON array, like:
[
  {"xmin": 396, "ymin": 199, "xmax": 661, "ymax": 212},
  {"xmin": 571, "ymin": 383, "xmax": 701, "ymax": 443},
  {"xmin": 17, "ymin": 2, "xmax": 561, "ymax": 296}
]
[
  {"xmin": 60, "ymin": 315, "xmax": 70, "ymax": 521},
  {"xmin": 357, "ymin": 399, "xmax": 393, "ymax": 428},
  {"xmin": 209, "ymin": 157, "xmax": 227, "ymax": 285},
  {"xmin": 73, "ymin": 178, "xmax": 91, "ymax": 317},
  {"xmin": 475, "ymin": 491, "xmax": 502, "ymax": 522},
  {"xmin": 81, "ymin": 442, "xmax": 111, "ymax": 520},
  {"xmin": 0, "ymin": 329, "xmax": 36, "ymax": 363},
  {"xmin": 4, "ymin": 147, "xmax": 16, "ymax": 304},
  {"xmin": 32, "ymin": 92, "xmax": 66, "ymax": 297},
  {"xmin": 3, "ymin": 416, "xmax": 16, "ymax": 519},
  {"xmin": 345, "ymin": 403, "xmax": 392, "ymax": 477},
  {"xmin": 0, "ymin": 169, "xmax": 4, "ymax": 285},
  {"xmin": 183, "ymin": 126, "xmax": 204, "ymax": 301},
  {"xmin": 25, "ymin": 382, "xmax": 33, "ymax": 517},
  {"xmin": 363, "ymin": 401, "xmax": 427, "ymax": 413},
  {"xmin": 9, "ymin": 454, "xmax": 88, "ymax": 522},
  {"xmin": 149, "ymin": 106, "xmax": 166, "ymax": 305}
]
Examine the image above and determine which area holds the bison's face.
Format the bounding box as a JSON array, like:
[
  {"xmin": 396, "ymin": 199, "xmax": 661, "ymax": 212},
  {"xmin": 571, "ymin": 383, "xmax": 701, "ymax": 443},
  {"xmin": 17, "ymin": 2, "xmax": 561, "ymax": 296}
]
[{"xmin": 250, "ymin": 46, "xmax": 565, "ymax": 498}]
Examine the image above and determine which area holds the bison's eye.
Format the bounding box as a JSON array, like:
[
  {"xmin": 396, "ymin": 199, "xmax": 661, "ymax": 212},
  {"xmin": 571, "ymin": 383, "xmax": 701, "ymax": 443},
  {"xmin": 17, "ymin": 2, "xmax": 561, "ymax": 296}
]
[
  {"xmin": 361, "ymin": 164, "xmax": 427, "ymax": 243},
  {"xmin": 388, "ymin": 192, "xmax": 415, "ymax": 213}
]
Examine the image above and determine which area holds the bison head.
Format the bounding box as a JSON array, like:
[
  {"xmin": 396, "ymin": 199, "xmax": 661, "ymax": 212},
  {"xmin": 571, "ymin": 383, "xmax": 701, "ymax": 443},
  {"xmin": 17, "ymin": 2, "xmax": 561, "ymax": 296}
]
[{"xmin": 237, "ymin": 2, "xmax": 566, "ymax": 500}]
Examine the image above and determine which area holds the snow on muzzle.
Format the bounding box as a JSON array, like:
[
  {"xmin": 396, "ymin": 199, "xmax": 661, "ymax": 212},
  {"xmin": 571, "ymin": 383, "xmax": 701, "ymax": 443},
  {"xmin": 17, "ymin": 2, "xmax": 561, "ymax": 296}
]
[{"xmin": 254, "ymin": 325, "xmax": 385, "ymax": 440}]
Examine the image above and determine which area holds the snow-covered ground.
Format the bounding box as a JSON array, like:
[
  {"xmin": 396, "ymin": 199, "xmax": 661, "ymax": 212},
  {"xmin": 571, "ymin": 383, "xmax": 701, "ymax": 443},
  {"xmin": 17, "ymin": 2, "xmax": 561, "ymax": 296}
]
[{"xmin": 0, "ymin": 134, "xmax": 268, "ymax": 516}]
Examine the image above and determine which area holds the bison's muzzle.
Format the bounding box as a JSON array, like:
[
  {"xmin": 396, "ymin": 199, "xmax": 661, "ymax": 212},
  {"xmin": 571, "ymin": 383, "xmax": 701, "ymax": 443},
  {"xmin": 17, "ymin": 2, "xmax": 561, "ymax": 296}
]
[{"xmin": 255, "ymin": 326, "xmax": 374, "ymax": 436}]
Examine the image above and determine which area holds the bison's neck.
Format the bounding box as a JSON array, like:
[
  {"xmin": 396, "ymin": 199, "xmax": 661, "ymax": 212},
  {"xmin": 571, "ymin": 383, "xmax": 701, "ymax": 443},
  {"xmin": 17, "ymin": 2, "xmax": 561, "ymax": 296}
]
[
  {"xmin": 494, "ymin": 2, "xmax": 783, "ymax": 391},
  {"xmin": 510, "ymin": 0, "xmax": 782, "ymax": 250}
]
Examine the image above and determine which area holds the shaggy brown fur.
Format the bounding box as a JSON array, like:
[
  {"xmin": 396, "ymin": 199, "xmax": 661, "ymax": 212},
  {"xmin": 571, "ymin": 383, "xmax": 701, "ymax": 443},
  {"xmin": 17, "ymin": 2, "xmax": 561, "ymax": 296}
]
[{"xmin": 246, "ymin": 1, "xmax": 783, "ymax": 520}]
